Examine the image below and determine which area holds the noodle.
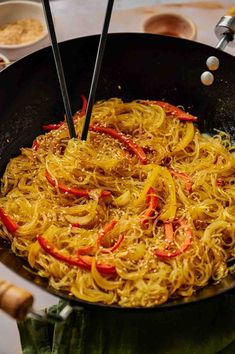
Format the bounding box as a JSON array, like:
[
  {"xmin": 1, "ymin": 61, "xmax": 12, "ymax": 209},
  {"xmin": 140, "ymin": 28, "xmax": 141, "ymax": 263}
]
[{"xmin": 0, "ymin": 98, "xmax": 235, "ymax": 307}]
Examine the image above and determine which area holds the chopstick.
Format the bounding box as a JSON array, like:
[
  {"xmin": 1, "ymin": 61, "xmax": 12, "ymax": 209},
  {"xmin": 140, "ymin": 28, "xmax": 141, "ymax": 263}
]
[
  {"xmin": 81, "ymin": 0, "xmax": 114, "ymax": 141},
  {"xmin": 41, "ymin": 0, "xmax": 76, "ymax": 139}
]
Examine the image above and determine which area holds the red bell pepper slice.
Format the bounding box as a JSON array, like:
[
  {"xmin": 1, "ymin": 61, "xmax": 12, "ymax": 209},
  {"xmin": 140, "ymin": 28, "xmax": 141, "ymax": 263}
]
[
  {"xmin": 216, "ymin": 178, "xmax": 225, "ymax": 187},
  {"xmin": 0, "ymin": 207, "xmax": 19, "ymax": 233},
  {"xmin": 141, "ymin": 187, "xmax": 158, "ymax": 224},
  {"xmin": 77, "ymin": 245, "xmax": 94, "ymax": 255},
  {"xmin": 89, "ymin": 125, "xmax": 148, "ymax": 165},
  {"xmin": 37, "ymin": 235, "xmax": 116, "ymax": 275},
  {"xmin": 98, "ymin": 220, "xmax": 117, "ymax": 240},
  {"xmin": 42, "ymin": 121, "xmax": 64, "ymax": 131},
  {"xmin": 141, "ymin": 100, "xmax": 198, "ymax": 122},
  {"xmin": 78, "ymin": 94, "xmax": 88, "ymax": 118},
  {"xmin": 169, "ymin": 169, "xmax": 192, "ymax": 193},
  {"xmin": 155, "ymin": 218, "xmax": 192, "ymax": 258},
  {"xmin": 97, "ymin": 220, "xmax": 124, "ymax": 253},
  {"xmin": 163, "ymin": 221, "xmax": 174, "ymax": 250},
  {"xmin": 32, "ymin": 139, "xmax": 40, "ymax": 151},
  {"xmin": 76, "ymin": 221, "xmax": 124, "ymax": 256},
  {"xmin": 78, "ymin": 255, "xmax": 116, "ymax": 274},
  {"xmin": 42, "ymin": 95, "xmax": 87, "ymax": 131},
  {"xmin": 101, "ymin": 234, "xmax": 124, "ymax": 253},
  {"xmin": 45, "ymin": 169, "xmax": 111, "ymax": 198},
  {"xmin": 71, "ymin": 223, "xmax": 81, "ymax": 228}
]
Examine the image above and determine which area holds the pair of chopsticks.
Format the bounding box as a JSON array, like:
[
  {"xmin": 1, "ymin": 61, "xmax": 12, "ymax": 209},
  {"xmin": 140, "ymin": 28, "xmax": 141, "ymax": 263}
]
[{"xmin": 41, "ymin": 0, "xmax": 114, "ymax": 140}]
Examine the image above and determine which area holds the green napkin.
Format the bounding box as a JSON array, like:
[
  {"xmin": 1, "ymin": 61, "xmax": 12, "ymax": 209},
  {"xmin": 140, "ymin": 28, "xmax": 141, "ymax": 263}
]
[{"xmin": 18, "ymin": 292, "xmax": 235, "ymax": 354}]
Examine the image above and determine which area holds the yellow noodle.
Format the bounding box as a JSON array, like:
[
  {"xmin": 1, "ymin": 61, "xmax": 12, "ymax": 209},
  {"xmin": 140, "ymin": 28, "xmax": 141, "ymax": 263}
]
[{"xmin": 0, "ymin": 98, "xmax": 235, "ymax": 307}]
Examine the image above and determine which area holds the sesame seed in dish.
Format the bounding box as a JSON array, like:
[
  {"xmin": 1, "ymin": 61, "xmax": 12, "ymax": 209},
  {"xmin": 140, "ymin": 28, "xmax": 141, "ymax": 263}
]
[{"xmin": 0, "ymin": 18, "xmax": 44, "ymax": 45}]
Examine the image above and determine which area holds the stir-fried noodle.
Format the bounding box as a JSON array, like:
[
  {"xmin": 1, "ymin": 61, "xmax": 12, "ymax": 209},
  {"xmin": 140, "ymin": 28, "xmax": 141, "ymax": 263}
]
[{"xmin": 0, "ymin": 98, "xmax": 235, "ymax": 307}]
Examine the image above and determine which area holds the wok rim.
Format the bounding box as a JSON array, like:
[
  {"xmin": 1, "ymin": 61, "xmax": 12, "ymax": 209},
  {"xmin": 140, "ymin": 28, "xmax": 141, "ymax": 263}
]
[
  {"xmin": 0, "ymin": 32, "xmax": 235, "ymax": 311},
  {"xmin": 1, "ymin": 246, "xmax": 235, "ymax": 311}
]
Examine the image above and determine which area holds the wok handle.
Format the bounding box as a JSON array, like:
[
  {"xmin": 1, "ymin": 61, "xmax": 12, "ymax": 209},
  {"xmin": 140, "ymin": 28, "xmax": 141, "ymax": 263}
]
[
  {"xmin": 0, "ymin": 279, "xmax": 33, "ymax": 321},
  {"xmin": 215, "ymin": 6, "xmax": 235, "ymax": 50}
]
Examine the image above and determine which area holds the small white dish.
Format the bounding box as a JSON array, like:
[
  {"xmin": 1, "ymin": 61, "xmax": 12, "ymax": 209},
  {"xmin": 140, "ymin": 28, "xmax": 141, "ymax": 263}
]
[
  {"xmin": 142, "ymin": 13, "xmax": 197, "ymax": 41},
  {"xmin": 0, "ymin": 1, "xmax": 48, "ymax": 60}
]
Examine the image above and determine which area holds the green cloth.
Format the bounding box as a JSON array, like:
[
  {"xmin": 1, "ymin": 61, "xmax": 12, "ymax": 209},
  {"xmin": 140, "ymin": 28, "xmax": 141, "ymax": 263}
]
[{"xmin": 17, "ymin": 293, "xmax": 235, "ymax": 354}]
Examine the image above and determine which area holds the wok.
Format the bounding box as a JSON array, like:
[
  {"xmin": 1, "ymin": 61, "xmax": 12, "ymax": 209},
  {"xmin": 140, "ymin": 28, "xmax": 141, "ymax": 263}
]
[{"xmin": 0, "ymin": 33, "xmax": 235, "ymax": 313}]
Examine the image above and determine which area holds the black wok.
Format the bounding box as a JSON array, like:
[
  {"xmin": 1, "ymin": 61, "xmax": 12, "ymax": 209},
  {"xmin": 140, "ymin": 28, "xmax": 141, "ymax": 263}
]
[{"xmin": 0, "ymin": 33, "xmax": 235, "ymax": 311}]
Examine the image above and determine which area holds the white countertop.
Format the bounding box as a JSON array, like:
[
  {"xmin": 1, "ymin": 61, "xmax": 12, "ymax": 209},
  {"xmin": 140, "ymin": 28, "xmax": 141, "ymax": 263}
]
[{"xmin": 0, "ymin": 1, "xmax": 235, "ymax": 353}]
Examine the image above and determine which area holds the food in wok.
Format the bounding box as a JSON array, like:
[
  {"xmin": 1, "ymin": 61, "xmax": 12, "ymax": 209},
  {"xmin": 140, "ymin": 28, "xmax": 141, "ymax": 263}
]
[{"xmin": 0, "ymin": 97, "xmax": 234, "ymax": 307}]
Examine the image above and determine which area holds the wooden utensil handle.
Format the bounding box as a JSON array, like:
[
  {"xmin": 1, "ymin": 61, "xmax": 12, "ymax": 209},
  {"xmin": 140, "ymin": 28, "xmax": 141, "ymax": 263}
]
[{"xmin": 0, "ymin": 279, "xmax": 33, "ymax": 320}]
